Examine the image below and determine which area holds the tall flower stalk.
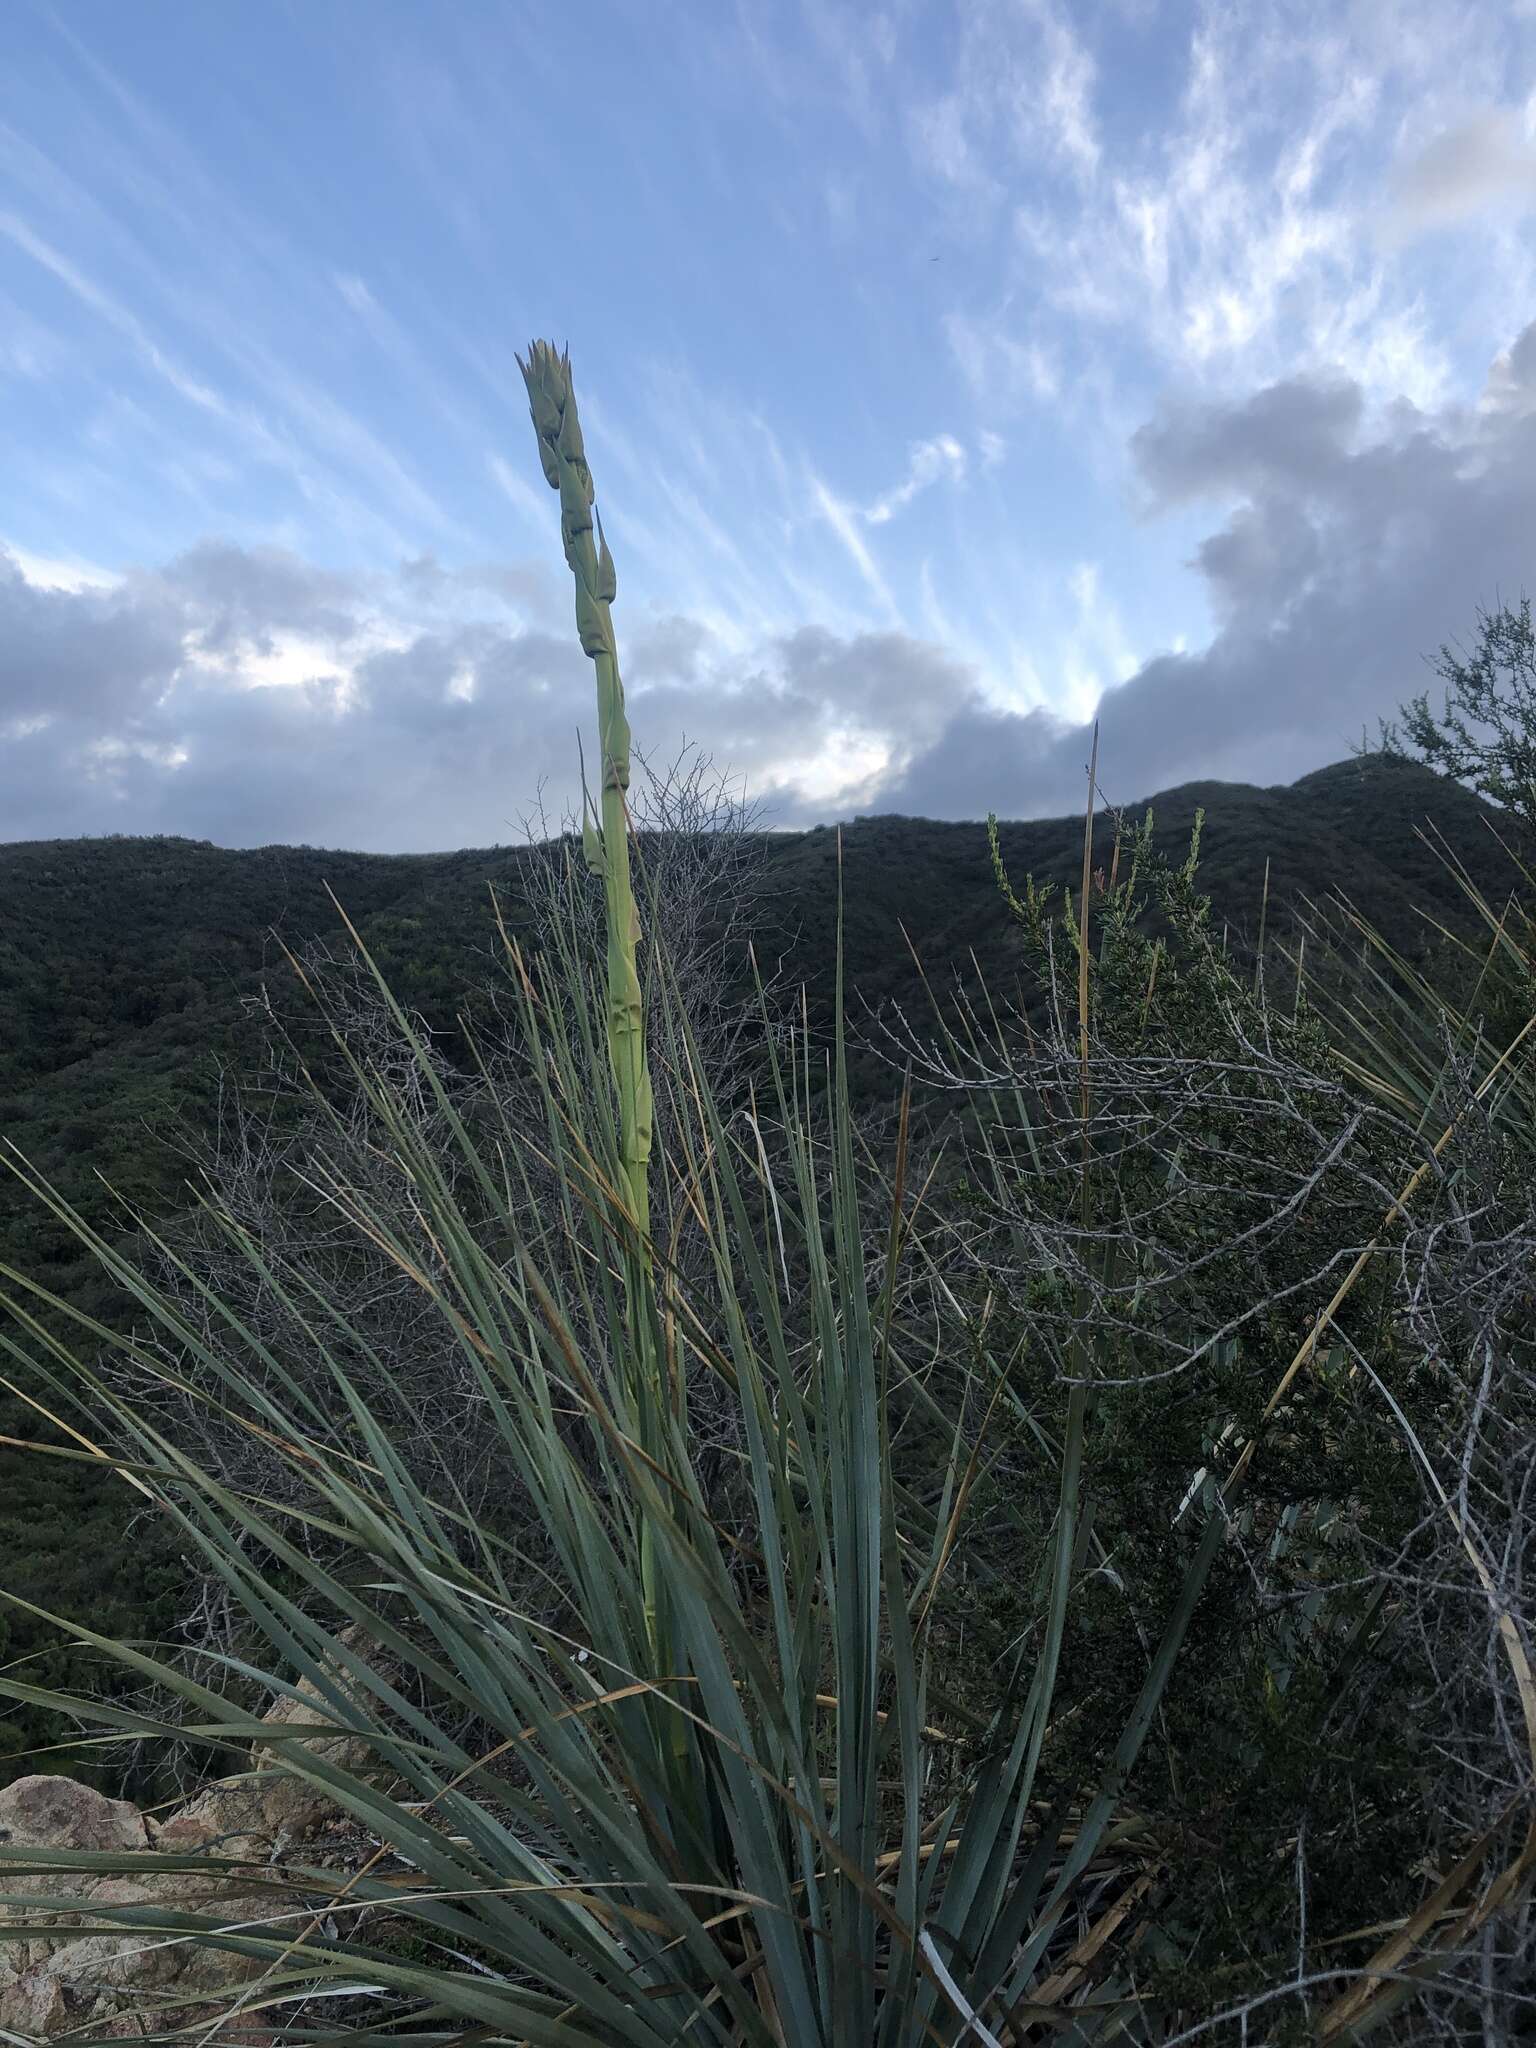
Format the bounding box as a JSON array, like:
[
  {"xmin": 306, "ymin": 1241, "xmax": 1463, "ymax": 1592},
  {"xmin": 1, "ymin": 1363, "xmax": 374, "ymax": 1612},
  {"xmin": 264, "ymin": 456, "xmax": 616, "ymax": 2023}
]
[
  {"xmin": 517, "ymin": 341, "xmax": 653, "ymax": 1249},
  {"xmin": 516, "ymin": 341, "xmax": 672, "ymax": 1667}
]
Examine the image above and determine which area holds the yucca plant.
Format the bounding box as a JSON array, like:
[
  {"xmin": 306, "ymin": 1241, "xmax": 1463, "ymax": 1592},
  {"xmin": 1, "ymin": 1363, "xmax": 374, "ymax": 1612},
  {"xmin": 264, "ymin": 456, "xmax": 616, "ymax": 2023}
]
[
  {"xmin": 0, "ymin": 347, "xmax": 1513, "ymax": 2044},
  {"xmin": 0, "ymin": 891, "xmax": 1208, "ymax": 2041}
]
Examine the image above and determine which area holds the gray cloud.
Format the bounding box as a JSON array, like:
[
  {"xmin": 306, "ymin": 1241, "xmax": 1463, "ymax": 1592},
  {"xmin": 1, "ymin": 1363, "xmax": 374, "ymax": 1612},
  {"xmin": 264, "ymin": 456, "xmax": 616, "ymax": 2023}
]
[
  {"xmin": 392, "ymin": 550, "xmax": 565, "ymax": 625},
  {"xmin": 5, "ymin": 326, "xmax": 1535, "ymax": 846},
  {"xmin": 1485, "ymin": 320, "xmax": 1536, "ymax": 416},
  {"xmin": 1129, "ymin": 375, "xmax": 1364, "ymax": 508},
  {"xmin": 873, "ymin": 333, "xmax": 1536, "ymax": 818},
  {"xmin": 0, "ymin": 549, "xmax": 186, "ymax": 724},
  {"xmin": 0, "ymin": 539, "xmax": 978, "ymax": 849},
  {"xmin": 149, "ymin": 540, "xmax": 361, "ymax": 654},
  {"xmin": 1388, "ymin": 111, "xmax": 1536, "ymax": 236}
]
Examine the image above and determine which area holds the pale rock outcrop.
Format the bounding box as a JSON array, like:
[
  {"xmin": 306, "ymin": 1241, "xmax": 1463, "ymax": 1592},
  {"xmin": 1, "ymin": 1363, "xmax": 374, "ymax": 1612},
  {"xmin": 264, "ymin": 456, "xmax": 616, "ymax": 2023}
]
[{"xmin": 0, "ymin": 1646, "xmax": 385, "ymax": 2040}]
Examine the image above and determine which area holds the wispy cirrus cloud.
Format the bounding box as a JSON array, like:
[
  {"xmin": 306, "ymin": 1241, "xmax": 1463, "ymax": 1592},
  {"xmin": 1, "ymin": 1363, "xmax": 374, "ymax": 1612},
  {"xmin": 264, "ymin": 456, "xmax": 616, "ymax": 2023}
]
[
  {"xmin": 918, "ymin": 1, "xmax": 1536, "ymax": 434},
  {"xmin": 861, "ymin": 435, "xmax": 967, "ymax": 524},
  {"xmin": 811, "ymin": 477, "xmax": 901, "ymax": 621},
  {"xmin": 907, "ymin": 0, "xmax": 1101, "ymax": 193}
]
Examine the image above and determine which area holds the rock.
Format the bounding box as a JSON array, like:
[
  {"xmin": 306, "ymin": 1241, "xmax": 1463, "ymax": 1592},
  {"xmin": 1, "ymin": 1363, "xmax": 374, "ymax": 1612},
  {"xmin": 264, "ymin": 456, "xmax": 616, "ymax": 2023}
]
[
  {"xmin": 0, "ymin": 1775, "xmax": 148, "ymax": 1856},
  {"xmin": 251, "ymin": 1667, "xmax": 378, "ymax": 1841},
  {"xmin": 0, "ymin": 1634, "xmax": 389, "ymax": 2037},
  {"xmin": 0, "ymin": 1777, "xmax": 154, "ymax": 2019},
  {"xmin": 150, "ymin": 1776, "xmax": 269, "ymax": 1864}
]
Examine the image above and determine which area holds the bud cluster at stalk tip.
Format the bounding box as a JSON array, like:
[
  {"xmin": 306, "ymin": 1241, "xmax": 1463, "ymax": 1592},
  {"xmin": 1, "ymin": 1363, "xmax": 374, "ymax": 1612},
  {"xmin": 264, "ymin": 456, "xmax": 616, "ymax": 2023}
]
[{"xmin": 516, "ymin": 342, "xmax": 622, "ymax": 688}]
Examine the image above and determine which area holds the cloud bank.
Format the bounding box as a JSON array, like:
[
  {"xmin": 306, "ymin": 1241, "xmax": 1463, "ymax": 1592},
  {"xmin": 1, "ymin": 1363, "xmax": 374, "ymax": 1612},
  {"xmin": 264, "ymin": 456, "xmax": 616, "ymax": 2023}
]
[
  {"xmin": 4, "ymin": 319, "xmax": 1534, "ymax": 848},
  {"xmin": 880, "ymin": 324, "xmax": 1536, "ymax": 816},
  {"xmin": 3, "ymin": 1, "xmax": 1534, "ymax": 849}
]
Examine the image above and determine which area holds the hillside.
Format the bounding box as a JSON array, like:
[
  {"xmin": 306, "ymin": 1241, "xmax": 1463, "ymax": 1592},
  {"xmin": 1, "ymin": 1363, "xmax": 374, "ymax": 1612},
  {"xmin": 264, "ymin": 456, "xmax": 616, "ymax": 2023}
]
[
  {"xmin": 0, "ymin": 749, "xmax": 1522, "ymax": 1788},
  {"xmin": 771, "ymin": 753, "xmax": 1523, "ymax": 1044},
  {"xmin": 0, "ymin": 753, "xmax": 1517, "ymax": 1283}
]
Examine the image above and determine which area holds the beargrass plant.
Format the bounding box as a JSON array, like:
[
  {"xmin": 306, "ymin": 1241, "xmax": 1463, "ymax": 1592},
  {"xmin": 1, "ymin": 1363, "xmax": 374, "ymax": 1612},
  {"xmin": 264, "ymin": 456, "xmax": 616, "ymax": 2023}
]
[{"xmin": 0, "ymin": 346, "xmax": 1525, "ymax": 2043}]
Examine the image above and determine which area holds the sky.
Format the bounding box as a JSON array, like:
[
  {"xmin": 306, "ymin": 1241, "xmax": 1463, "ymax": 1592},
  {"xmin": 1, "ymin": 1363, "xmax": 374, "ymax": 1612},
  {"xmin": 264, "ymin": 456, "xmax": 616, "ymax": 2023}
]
[{"xmin": 3, "ymin": 0, "xmax": 1536, "ymax": 851}]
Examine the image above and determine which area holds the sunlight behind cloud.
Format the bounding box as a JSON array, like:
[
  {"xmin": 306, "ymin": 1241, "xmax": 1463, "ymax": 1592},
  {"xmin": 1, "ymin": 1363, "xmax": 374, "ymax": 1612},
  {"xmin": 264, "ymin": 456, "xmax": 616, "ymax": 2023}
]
[{"xmin": 5, "ymin": 543, "xmax": 119, "ymax": 593}]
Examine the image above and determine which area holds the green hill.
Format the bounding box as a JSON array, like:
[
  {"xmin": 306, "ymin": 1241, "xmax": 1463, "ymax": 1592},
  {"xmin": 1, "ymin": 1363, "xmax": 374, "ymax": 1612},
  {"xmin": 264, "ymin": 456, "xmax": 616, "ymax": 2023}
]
[{"xmin": 0, "ymin": 751, "xmax": 1518, "ymax": 1300}]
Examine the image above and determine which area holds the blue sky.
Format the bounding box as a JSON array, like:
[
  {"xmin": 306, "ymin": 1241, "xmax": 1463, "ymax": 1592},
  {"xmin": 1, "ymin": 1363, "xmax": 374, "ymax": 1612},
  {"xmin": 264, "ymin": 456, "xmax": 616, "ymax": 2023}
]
[{"xmin": 3, "ymin": 0, "xmax": 1536, "ymax": 850}]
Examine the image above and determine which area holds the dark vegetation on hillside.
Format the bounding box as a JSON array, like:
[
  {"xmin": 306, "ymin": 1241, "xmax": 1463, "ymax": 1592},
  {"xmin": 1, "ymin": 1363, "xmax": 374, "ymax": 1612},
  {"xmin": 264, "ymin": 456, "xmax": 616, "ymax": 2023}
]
[{"xmin": 0, "ymin": 749, "xmax": 1521, "ymax": 1791}]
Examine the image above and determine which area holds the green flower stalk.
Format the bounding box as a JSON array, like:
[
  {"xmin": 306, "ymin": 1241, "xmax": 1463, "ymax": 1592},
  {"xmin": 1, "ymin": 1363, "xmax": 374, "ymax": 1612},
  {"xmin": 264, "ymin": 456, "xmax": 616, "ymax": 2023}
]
[
  {"xmin": 518, "ymin": 343, "xmax": 674, "ymax": 1677},
  {"xmin": 516, "ymin": 341, "xmax": 654, "ymax": 1247}
]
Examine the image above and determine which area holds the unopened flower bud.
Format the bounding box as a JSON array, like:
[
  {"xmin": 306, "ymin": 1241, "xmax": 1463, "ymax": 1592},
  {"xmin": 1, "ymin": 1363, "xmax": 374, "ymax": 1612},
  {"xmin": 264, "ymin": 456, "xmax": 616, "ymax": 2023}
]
[{"xmin": 595, "ymin": 510, "xmax": 617, "ymax": 603}]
